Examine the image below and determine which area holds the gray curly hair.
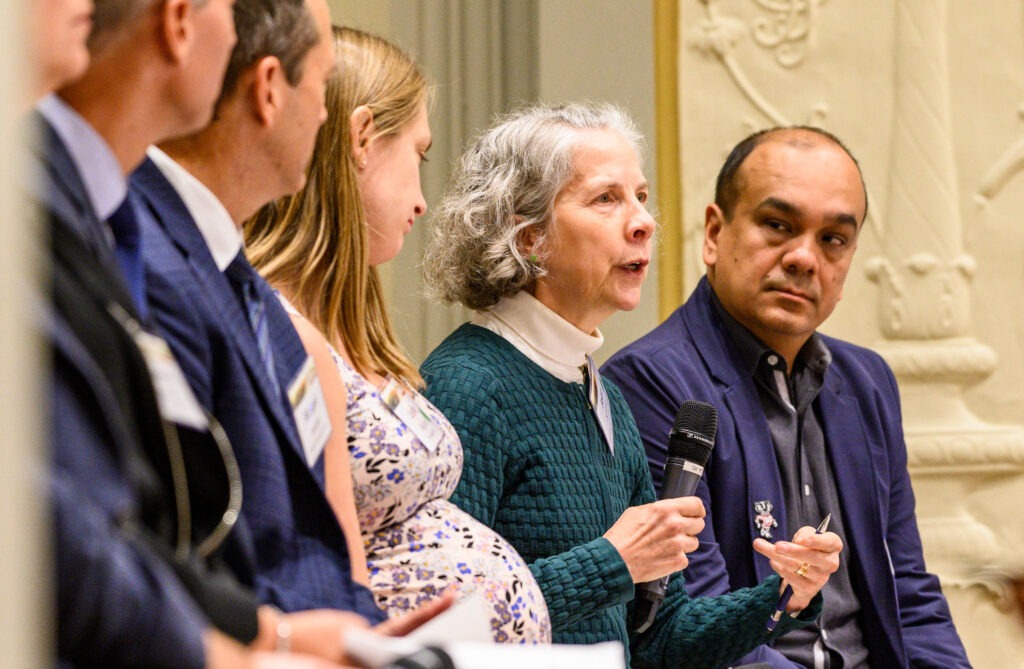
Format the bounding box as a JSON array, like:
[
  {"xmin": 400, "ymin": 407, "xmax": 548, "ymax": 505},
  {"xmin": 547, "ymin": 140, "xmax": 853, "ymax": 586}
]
[{"xmin": 423, "ymin": 101, "xmax": 645, "ymax": 310}]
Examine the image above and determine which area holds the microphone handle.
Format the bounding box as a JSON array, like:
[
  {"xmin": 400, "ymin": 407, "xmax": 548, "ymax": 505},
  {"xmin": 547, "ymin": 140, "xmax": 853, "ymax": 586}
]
[{"xmin": 631, "ymin": 455, "xmax": 705, "ymax": 633}]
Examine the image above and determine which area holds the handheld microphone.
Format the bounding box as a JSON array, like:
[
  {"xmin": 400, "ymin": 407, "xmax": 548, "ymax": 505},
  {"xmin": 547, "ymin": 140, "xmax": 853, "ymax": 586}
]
[{"xmin": 631, "ymin": 400, "xmax": 717, "ymax": 634}]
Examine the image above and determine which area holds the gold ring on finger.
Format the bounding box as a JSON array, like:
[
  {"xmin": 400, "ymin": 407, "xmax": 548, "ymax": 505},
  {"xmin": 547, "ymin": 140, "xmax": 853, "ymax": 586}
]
[{"xmin": 795, "ymin": 562, "xmax": 810, "ymax": 577}]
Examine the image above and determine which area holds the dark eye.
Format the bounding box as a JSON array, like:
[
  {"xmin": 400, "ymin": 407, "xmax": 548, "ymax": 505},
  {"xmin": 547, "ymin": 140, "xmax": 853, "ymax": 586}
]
[
  {"xmin": 764, "ymin": 219, "xmax": 789, "ymax": 232},
  {"xmin": 596, "ymin": 192, "xmax": 614, "ymax": 204},
  {"xmin": 637, "ymin": 192, "xmax": 649, "ymax": 204},
  {"xmin": 822, "ymin": 232, "xmax": 847, "ymax": 247}
]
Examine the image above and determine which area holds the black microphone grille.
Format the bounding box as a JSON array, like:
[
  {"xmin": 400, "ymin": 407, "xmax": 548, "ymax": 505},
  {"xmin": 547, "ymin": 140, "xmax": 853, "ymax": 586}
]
[{"xmin": 668, "ymin": 400, "xmax": 717, "ymax": 464}]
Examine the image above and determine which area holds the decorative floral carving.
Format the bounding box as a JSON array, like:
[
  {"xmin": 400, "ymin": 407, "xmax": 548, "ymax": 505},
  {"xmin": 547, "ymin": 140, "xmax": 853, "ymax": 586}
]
[
  {"xmin": 750, "ymin": 0, "xmax": 830, "ymax": 67},
  {"xmin": 689, "ymin": 14, "xmax": 747, "ymax": 59},
  {"xmin": 687, "ymin": 0, "xmax": 789, "ymax": 125}
]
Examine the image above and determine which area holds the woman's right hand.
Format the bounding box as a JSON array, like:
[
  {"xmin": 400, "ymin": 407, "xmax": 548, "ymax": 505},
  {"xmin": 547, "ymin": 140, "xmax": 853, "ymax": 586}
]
[{"xmin": 602, "ymin": 497, "xmax": 706, "ymax": 583}]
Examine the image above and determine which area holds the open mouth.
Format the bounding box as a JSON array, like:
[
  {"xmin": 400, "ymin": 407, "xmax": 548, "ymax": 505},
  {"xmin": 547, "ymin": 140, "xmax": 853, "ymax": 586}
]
[{"xmin": 622, "ymin": 260, "xmax": 648, "ymax": 272}]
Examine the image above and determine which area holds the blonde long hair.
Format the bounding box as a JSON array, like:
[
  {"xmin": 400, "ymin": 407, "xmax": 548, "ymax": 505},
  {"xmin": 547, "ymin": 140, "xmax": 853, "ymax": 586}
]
[{"xmin": 244, "ymin": 26, "xmax": 429, "ymax": 387}]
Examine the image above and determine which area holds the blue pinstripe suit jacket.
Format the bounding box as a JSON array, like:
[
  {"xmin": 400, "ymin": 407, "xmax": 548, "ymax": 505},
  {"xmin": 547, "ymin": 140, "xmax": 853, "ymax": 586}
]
[{"xmin": 131, "ymin": 157, "xmax": 382, "ymax": 619}]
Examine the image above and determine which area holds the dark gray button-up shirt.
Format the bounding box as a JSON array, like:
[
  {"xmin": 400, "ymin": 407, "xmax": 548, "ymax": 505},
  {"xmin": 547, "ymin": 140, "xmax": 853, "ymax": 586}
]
[{"xmin": 712, "ymin": 292, "xmax": 869, "ymax": 669}]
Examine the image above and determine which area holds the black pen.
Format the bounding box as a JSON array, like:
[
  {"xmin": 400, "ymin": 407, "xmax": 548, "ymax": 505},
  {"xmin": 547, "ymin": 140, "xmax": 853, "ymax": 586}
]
[{"xmin": 766, "ymin": 513, "xmax": 831, "ymax": 633}]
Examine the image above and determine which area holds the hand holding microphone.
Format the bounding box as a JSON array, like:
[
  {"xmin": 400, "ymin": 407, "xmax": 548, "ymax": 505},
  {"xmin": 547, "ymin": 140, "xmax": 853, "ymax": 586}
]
[{"xmin": 616, "ymin": 400, "xmax": 718, "ymax": 634}]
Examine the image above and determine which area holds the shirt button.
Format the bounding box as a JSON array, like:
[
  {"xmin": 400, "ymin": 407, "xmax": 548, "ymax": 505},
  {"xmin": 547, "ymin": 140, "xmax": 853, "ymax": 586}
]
[{"xmin": 767, "ymin": 354, "xmax": 779, "ymax": 366}]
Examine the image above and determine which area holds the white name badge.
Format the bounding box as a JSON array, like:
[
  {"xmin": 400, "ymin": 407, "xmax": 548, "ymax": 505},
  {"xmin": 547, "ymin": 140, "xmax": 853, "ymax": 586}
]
[
  {"xmin": 287, "ymin": 356, "xmax": 332, "ymax": 467},
  {"xmin": 586, "ymin": 355, "xmax": 615, "ymax": 455},
  {"xmin": 380, "ymin": 377, "xmax": 444, "ymax": 454},
  {"xmin": 133, "ymin": 329, "xmax": 209, "ymax": 431}
]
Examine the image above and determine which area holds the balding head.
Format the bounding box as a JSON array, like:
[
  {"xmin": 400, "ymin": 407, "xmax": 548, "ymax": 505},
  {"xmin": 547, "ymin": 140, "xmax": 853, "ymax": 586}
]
[{"xmin": 714, "ymin": 126, "xmax": 868, "ymax": 225}]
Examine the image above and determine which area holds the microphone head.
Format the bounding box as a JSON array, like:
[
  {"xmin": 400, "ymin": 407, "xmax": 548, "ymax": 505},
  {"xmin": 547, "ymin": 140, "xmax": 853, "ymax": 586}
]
[{"xmin": 668, "ymin": 400, "xmax": 717, "ymax": 465}]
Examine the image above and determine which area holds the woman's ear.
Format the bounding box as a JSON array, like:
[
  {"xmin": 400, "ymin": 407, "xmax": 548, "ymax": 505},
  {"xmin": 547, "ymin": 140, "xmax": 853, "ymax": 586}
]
[
  {"xmin": 349, "ymin": 105, "xmax": 375, "ymax": 168},
  {"xmin": 516, "ymin": 220, "xmax": 541, "ymax": 258}
]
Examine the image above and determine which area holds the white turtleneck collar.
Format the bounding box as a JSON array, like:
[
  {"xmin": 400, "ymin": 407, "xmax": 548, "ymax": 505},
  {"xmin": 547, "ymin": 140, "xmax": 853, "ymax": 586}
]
[{"xmin": 472, "ymin": 291, "xmax": 604, "ymax": 384}]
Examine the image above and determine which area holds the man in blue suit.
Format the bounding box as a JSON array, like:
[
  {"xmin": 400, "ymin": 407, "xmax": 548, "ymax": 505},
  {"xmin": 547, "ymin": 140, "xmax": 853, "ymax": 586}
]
[
  {"xmin": 603, "ymin": 127, "xmax": 971, "ymax": 668},
  {"xmin": 35, "ymin": 0, "xmax": 445, "ymax": 665},
  {"xmin": 130, "ymin": 0, "xmax": 382, "ymax": 620}
]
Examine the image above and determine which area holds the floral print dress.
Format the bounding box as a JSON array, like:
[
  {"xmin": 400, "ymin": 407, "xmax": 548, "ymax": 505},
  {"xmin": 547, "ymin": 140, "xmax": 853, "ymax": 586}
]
[{"xmin": 327, "ymin": 346, "xmax": 550, "ymax": 644}]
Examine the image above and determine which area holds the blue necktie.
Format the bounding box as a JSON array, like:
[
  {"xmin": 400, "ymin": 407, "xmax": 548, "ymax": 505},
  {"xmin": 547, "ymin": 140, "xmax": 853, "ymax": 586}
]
[
  {"xmin": 225, "ymin": 252, "xmax": 279, "ymax": 391},
  {"xmin": 106, "ymin": 192, "xmax": 147, "ymax": 318}
]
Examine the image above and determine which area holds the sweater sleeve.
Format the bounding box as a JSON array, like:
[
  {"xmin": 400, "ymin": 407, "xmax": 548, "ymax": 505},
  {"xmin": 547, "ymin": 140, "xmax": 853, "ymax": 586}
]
[
  {"xmin": 631, "ymin": 573, "xmax": 821, "ymax": 669},
  {"xmin": 424, "ymin": 354, "xmax": 636, "ymax": 633},
  {"xmin": 605, "ymin": 379, "xmax": 823, "ymax": 668}
]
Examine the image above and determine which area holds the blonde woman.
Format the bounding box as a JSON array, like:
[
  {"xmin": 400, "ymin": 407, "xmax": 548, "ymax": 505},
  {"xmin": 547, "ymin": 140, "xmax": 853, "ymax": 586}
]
[{"xmin": 244, "ymin": 26, "xmax": 550, "ymax": 644}]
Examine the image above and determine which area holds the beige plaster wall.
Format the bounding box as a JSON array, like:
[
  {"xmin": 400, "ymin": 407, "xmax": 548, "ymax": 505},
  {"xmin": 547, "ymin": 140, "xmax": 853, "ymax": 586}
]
[
  {"xmin": 676, "ymin": 1, "xmax": 1024, "ymax": 665},
  {"xmin": 2, "ymin": 4, "xmax": 48, "ymax": 666}
]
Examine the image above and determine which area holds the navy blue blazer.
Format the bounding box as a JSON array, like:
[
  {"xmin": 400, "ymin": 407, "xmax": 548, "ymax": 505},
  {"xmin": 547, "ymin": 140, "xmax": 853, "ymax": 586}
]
[
  {"xmin": 49, "ymin": 306, "xmax": 211, "ymax": 669},
  {"xmin": 131, "ymin": 157, "xmax": 382, "ymax": 619},
  {"xmin": 603, "ymin": 277, "xmax": 970, "ymax": 668},
  {"xmin": 36, "ymin": 120, "xmax": 260, "ymax": 665}
]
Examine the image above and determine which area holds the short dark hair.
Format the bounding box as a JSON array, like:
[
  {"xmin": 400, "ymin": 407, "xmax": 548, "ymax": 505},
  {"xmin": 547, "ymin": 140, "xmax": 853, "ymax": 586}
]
[
  {"xmin": 713, "ymin": 126, "xmax": 868, "ymax": 221},
  {"xmin": 217, "ymin": 0, "xmax": 320, "ymax": 106},
  {"xmin": 90, "ymin": 0, "xmax": 210, "ymax": 52}
]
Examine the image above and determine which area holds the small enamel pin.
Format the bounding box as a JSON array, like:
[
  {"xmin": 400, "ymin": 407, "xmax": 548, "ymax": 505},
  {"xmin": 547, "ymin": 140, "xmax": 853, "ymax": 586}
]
[{"xmin": 753, "ymin": 500, "xmax": 778, "ymax": 540}]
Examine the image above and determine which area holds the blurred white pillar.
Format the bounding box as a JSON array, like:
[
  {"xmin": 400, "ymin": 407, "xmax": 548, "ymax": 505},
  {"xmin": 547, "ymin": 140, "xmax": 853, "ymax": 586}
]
[{"xmin": 0, "ymin": 3, "xmax": 48, "ymax": 667}]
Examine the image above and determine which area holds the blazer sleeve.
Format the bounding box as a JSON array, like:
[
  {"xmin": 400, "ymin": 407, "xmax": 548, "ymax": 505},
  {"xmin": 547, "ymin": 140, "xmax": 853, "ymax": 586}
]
[
  {"xmin": 51, "ymin": 369, "xmax": 209, "ymax": 669},
  {"xmin": 869, "ymin": 359, "xmax": 971, "ymax": 668}
]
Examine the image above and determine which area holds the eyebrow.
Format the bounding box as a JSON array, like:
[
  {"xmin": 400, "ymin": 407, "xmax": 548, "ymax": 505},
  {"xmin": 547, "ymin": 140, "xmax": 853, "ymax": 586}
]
[
  {"xmin": 755, "ymin": 196, "xmax": 859, "ymax": 229},
  {"xmin": 584, "ymin": 178, "xmax": 650, "ymax": 193}
]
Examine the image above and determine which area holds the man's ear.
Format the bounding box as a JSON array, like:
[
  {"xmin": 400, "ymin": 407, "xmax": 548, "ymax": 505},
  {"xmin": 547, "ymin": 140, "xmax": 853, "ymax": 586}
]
[
  {"xmin": 349, "ymin": 105, "xmax": 375, "ymax": 168},
  {"xmin": 703, "ymin": 203, "xmax": 724, "ymax": 268},
  {"xmin": 249, "ymin": 56, "xmax": 284, "ymax": 126},
  {"xmin": 158, "ymin": 0, "xmax": 193, "ymax": 63}
]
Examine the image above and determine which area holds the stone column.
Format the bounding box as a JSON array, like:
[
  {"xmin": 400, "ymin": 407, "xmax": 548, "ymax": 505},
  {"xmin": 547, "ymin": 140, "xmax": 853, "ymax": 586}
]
[
  {"xmin": 866, "ymin": 1, "xmax": 1024, "ymax": 665},
  {"xmin": 1, "ymin": 4, "xmax": 48, "ymax": 666}
]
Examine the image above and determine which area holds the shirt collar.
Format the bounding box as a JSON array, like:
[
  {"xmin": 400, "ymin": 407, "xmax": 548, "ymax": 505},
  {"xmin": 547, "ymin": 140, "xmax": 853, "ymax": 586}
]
[
  {"xmin": 37, "ymin": 93, "xmax": 126, "ymax": 221},
  {"xmin": 147, "ymin": 146, "xmax": 242, "ymax": 271},
  {"xmin": 473, "ymin": 291, "xmax": 604, "ymax": 383},
  {"xmin": 709, "ymin": 285, "xmax": 832, "ymax": 380}
]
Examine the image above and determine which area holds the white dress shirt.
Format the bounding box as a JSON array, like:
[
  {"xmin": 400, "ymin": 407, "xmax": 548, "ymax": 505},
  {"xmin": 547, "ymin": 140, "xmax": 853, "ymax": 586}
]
[
  {"xmin": 37, "ymin": 93, "xmax": 125, "ymax": 223},
  {"xmin": 146, "ymin": 146, "xmax": 242, "ymax": 271}
]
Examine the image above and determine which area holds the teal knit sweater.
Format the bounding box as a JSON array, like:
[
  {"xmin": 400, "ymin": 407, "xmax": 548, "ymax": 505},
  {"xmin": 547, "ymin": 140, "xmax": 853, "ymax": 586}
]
[{"xmin": 422, "ymin": 325, "xmax": 818, "ymax": 668}]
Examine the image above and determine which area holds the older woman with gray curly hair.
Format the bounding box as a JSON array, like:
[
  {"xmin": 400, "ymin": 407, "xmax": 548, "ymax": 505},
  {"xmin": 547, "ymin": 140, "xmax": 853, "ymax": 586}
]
[{"xmin": 421, "ymin": 101, "xmax": 836, "ymax": 667}]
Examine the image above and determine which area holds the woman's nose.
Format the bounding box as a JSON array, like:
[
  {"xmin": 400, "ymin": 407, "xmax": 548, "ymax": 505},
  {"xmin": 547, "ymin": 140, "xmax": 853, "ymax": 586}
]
[{"xmin": 628, "ymin": 200, "xmax": 656, "ymax": 241}]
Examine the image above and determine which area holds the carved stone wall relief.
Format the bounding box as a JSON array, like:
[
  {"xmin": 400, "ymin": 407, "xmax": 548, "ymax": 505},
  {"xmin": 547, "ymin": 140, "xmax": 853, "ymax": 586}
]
[{"xmin": 679, "ymin": 1, "xmax": 1024, "ymax": 664}]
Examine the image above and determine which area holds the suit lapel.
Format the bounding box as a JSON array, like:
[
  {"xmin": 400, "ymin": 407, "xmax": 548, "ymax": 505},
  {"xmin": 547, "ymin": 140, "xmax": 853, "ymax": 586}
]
[
  {"xmin": 131, "ymin": 159, "xmax": 306, "ymax": 459},
  {"xmin": 818, "ymin": 369, "xmax": 899, "ymax": 623},
  {"xmin": 33, "ymin": 114, "xmax": 117, "ymax": 263},
  {"xmin": 685, "ymin": 278, "xmax": 788, "ymax": 582}
]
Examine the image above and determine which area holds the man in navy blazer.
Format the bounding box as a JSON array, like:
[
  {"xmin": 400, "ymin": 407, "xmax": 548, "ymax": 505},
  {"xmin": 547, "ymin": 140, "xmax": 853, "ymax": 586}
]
[
  {"xmin": 33, "ymin": 0, "xmax": 436, "ymax": 665},
  {"xmin": 130, "ymin": 0, "xmax": 383, "ymax": 621},
  {"xmin": 603, "ymin": 127, "xmax": 970, "ymax": 668},
  {"xmin": 30, "ymin": 0, "xmax": 313, "ymax": 665}
]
